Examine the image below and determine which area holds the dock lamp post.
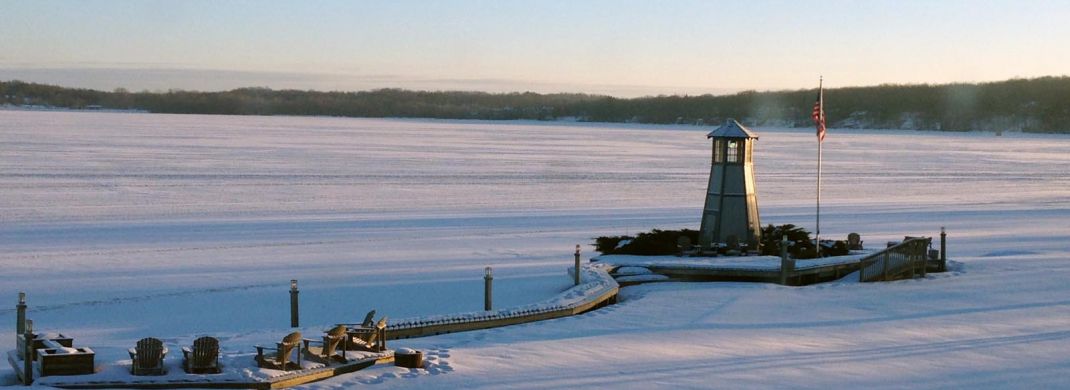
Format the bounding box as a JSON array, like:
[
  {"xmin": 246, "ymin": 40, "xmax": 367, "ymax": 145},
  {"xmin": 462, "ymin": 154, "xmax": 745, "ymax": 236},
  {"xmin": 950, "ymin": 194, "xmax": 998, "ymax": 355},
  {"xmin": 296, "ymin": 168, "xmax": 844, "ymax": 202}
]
[
  {"xmin": 484, "ymin": 267, "xmax": 493, "ymax": 311},
  {"xmin": 574, "ymin": 244, "xmax": 582, "ymax": 286},
  {"xmin": 290, "ymin": 279, "xmax": 299, "ymax": 328},
  {"xmin": 16, "ymin": 292, "xmax": 26, "ymax": 335}
]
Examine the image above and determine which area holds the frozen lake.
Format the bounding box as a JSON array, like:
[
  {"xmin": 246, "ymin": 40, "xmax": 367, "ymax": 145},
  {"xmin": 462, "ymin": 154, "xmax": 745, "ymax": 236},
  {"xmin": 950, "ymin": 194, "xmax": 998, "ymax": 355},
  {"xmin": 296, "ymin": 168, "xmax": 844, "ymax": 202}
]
[{"xmin": 2, "ymin": 110, "xmax": 1069, "ymax": 387}]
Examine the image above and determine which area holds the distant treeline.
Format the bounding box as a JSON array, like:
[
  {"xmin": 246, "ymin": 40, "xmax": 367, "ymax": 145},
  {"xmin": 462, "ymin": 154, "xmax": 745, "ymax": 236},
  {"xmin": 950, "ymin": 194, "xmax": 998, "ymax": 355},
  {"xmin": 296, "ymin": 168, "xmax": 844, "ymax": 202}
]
[{"xmin": 3, "ymin": 76, "xmax": 1070, "ymax": 133}]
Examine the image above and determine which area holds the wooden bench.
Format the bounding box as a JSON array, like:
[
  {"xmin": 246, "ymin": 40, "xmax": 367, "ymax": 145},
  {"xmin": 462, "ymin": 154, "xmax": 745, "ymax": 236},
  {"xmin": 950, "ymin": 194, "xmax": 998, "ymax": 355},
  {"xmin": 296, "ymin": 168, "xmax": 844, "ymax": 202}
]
[{"xmin": 18, "ymin": 333, "xmax": 73, "ymax": 361}]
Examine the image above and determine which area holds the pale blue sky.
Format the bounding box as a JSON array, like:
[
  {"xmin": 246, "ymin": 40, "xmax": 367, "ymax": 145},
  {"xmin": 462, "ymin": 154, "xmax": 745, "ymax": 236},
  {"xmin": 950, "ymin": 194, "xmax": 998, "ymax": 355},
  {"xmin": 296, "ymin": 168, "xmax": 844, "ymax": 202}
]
[{"xmin": 2, "ymin": 0, "xmax": 1068, "ymax": 96}]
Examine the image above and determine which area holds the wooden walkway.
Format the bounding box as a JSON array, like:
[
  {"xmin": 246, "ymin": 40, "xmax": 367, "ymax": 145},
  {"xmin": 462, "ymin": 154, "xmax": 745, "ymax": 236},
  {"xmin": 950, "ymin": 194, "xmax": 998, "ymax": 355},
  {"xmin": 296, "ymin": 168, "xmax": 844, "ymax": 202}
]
[
  {"xmin": 858, "ymin": 237, "xmax": 939, "ymax": 282},
  {"xmin": 387, "ymin": 264, "xmax": 620, "ymax": 339}
]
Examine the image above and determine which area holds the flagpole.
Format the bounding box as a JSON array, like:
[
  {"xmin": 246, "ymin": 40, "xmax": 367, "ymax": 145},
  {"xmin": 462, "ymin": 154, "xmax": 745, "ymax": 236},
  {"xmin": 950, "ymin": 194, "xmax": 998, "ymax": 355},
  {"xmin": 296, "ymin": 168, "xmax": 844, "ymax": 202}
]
[{"xmin": 816, "ymin": 77, "xmax": 823, "ymax": 257}]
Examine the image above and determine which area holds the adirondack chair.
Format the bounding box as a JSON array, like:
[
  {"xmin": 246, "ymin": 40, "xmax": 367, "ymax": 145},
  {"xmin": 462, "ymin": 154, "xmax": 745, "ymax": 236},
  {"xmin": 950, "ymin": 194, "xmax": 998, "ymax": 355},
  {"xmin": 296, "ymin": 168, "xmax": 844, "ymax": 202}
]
[
  {"xmin": 347, "ymin": 317, "xmax": 388, "ymax": 352},
  {"xmin": 303, "ymin": 325, "xmax": 348, "ymax": 364},
  {"xmin": 255, "ymin": 332, "xmax": 303, "ymax": 371},
  {"xmin": 847, "ymin": 233, "xmax": 863, "ymax": 250},
  {"xmin": 360, "ymin": 310, "xmax": 376, "ymax": 327},
  {"xmin": 182, "ymin": 336, "xmax": 221, "ymax": 374},
  {"xmin": 128, "ymin": 337, "xmax": 168, "ymax": 375},
  {"xmin": 336, "ymin": 310, "xmax": 376, "ymax": 329}
]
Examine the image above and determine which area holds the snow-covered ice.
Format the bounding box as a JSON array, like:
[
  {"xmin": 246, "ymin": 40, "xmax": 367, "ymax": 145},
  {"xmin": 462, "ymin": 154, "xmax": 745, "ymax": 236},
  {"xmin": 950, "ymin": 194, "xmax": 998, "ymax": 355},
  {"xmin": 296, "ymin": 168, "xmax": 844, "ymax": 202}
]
[{"xmin": 2, "ymin": 111, "xmax": 1069, "ymax": 388}]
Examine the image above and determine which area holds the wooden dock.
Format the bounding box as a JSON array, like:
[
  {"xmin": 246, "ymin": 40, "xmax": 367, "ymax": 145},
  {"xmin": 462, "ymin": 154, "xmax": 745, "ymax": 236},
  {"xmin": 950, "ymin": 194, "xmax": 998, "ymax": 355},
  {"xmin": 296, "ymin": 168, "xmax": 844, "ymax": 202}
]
[
  {"xmin": 9, "ymin": 238, "xmax": 944, "ymax": 390},
  {"xmin": 642, "ymin": 258, "xmax": 863, "ymax": 286},
  {"xmin": 388, "ymin": 282, "xmax": 618, "ymax": 340},
  {"xmin": 12, "ymin": 265, "xmax": 622, "ymax": 390},
  {"xmin": 600, "ymin": 237, "xmax": 944, "ymax": 286},
  {"xmin": 386, "ymin": 264, "xmax": 620, "ymax": 339},
  {"xmin": 21, "ymin": 352, "xmax": 393, "ymax": 390}
]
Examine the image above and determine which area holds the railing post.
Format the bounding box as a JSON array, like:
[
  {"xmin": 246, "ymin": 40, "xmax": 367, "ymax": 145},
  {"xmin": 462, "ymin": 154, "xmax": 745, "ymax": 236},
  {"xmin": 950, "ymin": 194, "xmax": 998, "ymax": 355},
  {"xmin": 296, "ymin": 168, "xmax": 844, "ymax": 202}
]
[
  {"xmin": 920, "ymin": 239, "xmax": 928, "ymax": 277},
  {"xmin": 940, "ymin": 227, "xmax": 947, "ymax": 272},
  {"xmin": 859, "ymin": 256, "xmax": 865, "ymax": 282},
  {"xmin": 881, "ymin": 252, "xmax": 890, "ymax": 281},
  {"xmin": 23, "ymin": 319, "xmax": 33, "ymax": 385},
  {"xmin": 779, "ymin": 235, "xmax": 792, "ymax": 285},
  {"xmin": 16, "ymin": 292, "xmax": 26, "ymax": 335},
  {"xmin": 484, "ymin": 267, "xmax": 493, "ymax": 311},
  {"xmin": 289, "ymin": 279, "xmax": 299, "ymax": 328},
  {"xmin": 574, "ymin": 244, "xmax": 582, "ymax": 286}
]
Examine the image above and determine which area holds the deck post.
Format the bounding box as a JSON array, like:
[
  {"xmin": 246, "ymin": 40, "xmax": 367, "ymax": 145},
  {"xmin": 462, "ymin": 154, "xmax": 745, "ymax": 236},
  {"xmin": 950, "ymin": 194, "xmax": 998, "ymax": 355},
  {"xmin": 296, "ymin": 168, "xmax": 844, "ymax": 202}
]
[
  {"xmin": 484, "ymin": 267, "xmax": 493, "ymax": 311},
  {"xmin": 23, "ymin": 319, "xmax": 33, "ymax": 385},
  {"xmin": 16, "ymin": 292, "xmax": 26, "ymax": 335},
  {"xmin": 940, "ymin": 227, "xmax": 947, "ymax": 272},
  {"xmin": 574, "ymin": 245, "xmax": 582, "ymax": 286},
  {"xmin": 920, "ymin": 239, "xmax": 927, "ymax": 277},
  {"xmin": 779, "ymin": 235, "xmax": 792, "ymax": 285},
  {"xmin": 290, "ymin": 279, "xmax": 299, "ymax": 328}
]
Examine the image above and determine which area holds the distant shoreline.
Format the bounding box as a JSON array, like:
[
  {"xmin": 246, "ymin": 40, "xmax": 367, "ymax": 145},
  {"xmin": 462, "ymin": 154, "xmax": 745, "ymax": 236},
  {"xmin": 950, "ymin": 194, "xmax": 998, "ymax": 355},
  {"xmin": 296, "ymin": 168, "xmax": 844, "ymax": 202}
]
[
  {"xmin": 4, "ymin": 76, "xmax": 1070, "ymax": 134},
  {"xmin": 1, "ymin": 104, "xmax": 147, "ymax": 114},
  {"xmin": 6, "ymin": 106, "xmax": 1061, "ymax": 137}
]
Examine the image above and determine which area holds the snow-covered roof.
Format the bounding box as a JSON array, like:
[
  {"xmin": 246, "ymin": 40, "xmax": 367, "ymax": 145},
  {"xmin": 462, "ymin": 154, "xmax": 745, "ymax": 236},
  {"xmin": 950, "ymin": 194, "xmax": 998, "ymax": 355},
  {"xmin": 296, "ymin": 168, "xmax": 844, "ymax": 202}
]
[{"xmin": 707, "ymin": 119, "xmax": 758, "ymax": 139}]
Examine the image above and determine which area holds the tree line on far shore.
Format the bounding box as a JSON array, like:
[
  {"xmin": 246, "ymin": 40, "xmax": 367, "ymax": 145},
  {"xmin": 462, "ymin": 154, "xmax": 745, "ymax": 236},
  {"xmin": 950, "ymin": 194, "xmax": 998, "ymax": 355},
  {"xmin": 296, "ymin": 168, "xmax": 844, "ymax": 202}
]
[{"xmin": 3, "ymin": 76, "xmax": 1069, "ymax": 133}]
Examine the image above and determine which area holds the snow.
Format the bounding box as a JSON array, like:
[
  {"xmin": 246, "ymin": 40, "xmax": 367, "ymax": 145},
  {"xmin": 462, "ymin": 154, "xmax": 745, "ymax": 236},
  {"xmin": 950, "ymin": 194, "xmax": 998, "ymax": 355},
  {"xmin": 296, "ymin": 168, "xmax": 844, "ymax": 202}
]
[
  {"xmin": 612, "ymin": 266, "xmax": 654, "ymax": 276},
  {"xmin": 613, "ymin": 274, "xmax": 670, "ymax": 283},
  {"xmin": 49, "ymin": 347, "xmax": 78, "ymax": 355},
  {"xmin": 2, "ymin": 111, "xmax": 1070, "ymax": 388}
]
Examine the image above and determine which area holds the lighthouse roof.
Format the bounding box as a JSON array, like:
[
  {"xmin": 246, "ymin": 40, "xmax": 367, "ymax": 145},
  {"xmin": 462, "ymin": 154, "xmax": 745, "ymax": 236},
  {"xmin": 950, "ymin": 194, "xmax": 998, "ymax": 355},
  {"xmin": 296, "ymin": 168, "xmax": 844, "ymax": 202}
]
[{"xmin": 706, "ymin": 119, "xmax": 758, "ymax": 139}]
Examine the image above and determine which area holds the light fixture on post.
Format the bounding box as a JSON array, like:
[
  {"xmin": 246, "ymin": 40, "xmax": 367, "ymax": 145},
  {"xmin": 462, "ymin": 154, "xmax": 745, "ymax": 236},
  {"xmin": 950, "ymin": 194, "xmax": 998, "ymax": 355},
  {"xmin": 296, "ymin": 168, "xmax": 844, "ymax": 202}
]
[{"xmin": 289, "ymin": 279, "xmax": 299, "ymax": 328}]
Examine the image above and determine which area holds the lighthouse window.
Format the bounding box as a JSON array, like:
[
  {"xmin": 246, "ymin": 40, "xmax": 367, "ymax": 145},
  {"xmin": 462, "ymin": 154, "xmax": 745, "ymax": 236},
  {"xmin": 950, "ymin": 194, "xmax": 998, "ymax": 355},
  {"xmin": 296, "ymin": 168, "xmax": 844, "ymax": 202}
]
[
  {"xmin": 713, "ymin": 140, "xmax": 723, "ymax": 163},
  {"xmin": 726, "ymin": 140, "xmax": 739, "ymax": 163}
]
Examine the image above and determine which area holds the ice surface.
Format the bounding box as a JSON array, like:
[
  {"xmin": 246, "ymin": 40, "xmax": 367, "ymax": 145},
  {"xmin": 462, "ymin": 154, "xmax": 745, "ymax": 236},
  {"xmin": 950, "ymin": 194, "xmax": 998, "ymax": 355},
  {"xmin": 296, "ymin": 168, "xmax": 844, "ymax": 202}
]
[{"xmin": 2, "ymin": 111, "xmax": 1070, "ymax": 388}]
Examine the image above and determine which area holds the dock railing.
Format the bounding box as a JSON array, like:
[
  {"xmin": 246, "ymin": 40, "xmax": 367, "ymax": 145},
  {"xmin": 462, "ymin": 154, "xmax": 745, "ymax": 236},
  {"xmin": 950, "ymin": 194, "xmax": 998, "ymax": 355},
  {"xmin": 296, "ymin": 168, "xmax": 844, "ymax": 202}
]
[
  {"xmin": 386, "ymin": 263, "xmax": 618, "ymax": 339},
  {"xmin": 859, "ymin": 237, "xmax": 931, "ymax": 282}
]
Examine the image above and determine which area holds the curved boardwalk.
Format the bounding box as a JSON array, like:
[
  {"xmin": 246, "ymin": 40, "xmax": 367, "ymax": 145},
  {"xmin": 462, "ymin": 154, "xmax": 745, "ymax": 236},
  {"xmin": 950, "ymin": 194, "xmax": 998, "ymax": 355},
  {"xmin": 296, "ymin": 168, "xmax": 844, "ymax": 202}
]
[{"xmin": 17, "ymin": 264, "xmax": 620, "ymax": 390}]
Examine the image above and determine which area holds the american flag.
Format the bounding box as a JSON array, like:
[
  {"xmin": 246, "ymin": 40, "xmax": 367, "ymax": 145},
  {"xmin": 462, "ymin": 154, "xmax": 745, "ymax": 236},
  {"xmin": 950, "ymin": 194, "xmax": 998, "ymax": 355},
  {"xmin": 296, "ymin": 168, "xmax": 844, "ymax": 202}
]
[{"xmin": 812, "ymin": 85, "xmax": 826, "ymax": 142}]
